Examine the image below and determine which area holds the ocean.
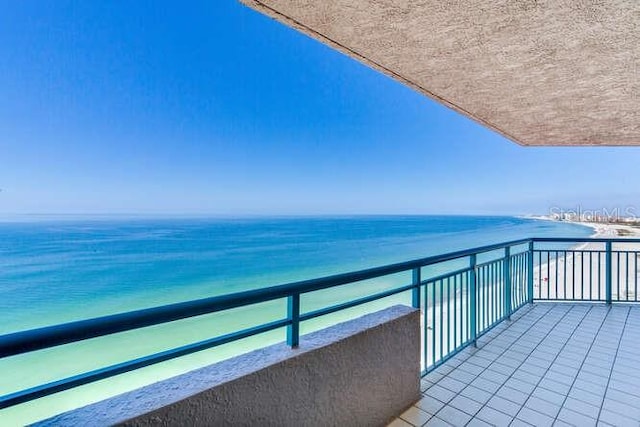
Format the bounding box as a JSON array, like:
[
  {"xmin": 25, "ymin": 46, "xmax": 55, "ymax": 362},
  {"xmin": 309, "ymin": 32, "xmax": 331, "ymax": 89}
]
[{"xmin": 0, "ymin": 215, "xmax": 592, "ymax": 424}]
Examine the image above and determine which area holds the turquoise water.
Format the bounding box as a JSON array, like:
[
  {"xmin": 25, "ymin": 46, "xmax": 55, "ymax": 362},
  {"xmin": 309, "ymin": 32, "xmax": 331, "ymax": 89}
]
[{"xmin": 0, "ymin": 216, "xmax": 592, "ymax": 424}]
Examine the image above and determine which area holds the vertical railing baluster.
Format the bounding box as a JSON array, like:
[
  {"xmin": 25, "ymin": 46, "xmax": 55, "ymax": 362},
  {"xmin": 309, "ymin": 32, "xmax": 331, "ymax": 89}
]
[
  {"xmin": 617, "ymin": 252, "xmax": 620, "ymax": 301},
  {"xmin": 524, "ymin": 252, "xmax": 528, "ymax": 303},
  {"xmin": 439, "ymin": 280, "xmax": 443, "ymax": 362},
  {"xmin": 555, "ymin": 251, "xmax": 559, "ymax": 299},
  {"xmin": 580, "ymin": 251, "xmax": 584, "ymax": 300},
  {"xmin": 412, "ymin": 267, "xmax": 421, "ymax": 309},
  {"xmin": 431, "ymin": 280, "xmax": 436, "ymax": 367},
  {"xmin": 515, "ymin": 255, "xmax": 519, "ymax": 307},
  {"xmin": 512, "ymin": 257, "xmax": 516, "ymax": 309},
  {"xmin": 563, "ymin": 251, "xmax": 567, "ymax": 300},
  {"xmin": 522, "ymin": 253, "xmax": 526, "ymax": 305},
  {"xmin": 447, "ymin": 277, "xmax": 451, "ymax": 355},
  {"xmin": 571, "ymin": 250, "xmax": 576, "ymax": 300},
  {"xmin": 423, "ymin": 281, "xmax": 429, "ymax": 371},
  {"xmin": 504, "ymin": 246, "xmax": 512, "ymax": 320},
  {"xmin": 521, "ymin": 252, "xmax": 525, "ymax": 305},
  {"xmin": 517, "ymin": 254, "xmax": 521, "ymax": 307},
  {"xmin": 489, "ymin": 263, "xmax": 494, "ymax": 324},
  {"xmin": 598, "ymin": 250, "xmax": 602, "ymax": 300},
  {"xmin": 538, "ymin": 251, "xmax": 542, "ymax": 299},
  {"xmin": 606, "ymin": 241, "xmax": 612, "ymax": 304},
  {"xmin": 287, "ymin": 293, "xmax": 300, "ymax": 348},
  {"xmin": 469, "ymin": 254, "xmax": 477, "ymax": 347},
  {"xmin": 589, "ymin": 252, "xmax": 593, "ymax": 301},
  {"xmin": 498, "ymin": 260, "xmax": 504, "ymax": 325},
  {"xmin": 465, "ymin": 272, "xmax": 469, "ymax": 343},
  {"xmin": 633, "ymin": 252, "xmax": 638, "ymax": 302},
  {"xmin": 485, "ymin": 264, "xmax": 489, "ymax": 329},
  {"xmin": 528, "ymin": 241, "xmax": 534, "ymax": 303},
  {"xmin": 496, "ymin": 261, "xmax": 500, "ymax": 320},
  {"xmin": 453, "ymin": 274, "xmax": 457, "ymax": 350},
  {"xmin": 494, "ymin": 262, "xmax": 498, "ymax": 322},
  {"xmin": 626, "ymin": 252, "xmax": 630, "ymax": 301},
  {"xmin": 519, "ymin": 253, "xmax": 524, "ymax": 306},
  {"xmin": 411, "ymin": 267, "xmax": 423, "ymax": 371},
  {"xmin": 548, "ymin": 251, "xmax": 552, "ymax": 299}
]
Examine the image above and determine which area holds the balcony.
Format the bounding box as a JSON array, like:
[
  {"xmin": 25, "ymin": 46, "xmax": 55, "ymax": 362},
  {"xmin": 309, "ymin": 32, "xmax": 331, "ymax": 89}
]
[
  {"xmin": 1, "ymin": 237, "xmax": 639, "ymax": 425},
  {"xmin": 391, "ymin": 303, "xmax": 640, "ymax": 427}
]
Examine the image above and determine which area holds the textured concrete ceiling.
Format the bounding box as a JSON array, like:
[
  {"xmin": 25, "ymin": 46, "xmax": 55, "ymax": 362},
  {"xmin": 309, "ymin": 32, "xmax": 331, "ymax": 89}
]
[{"xmin": 240, "ymin": 0, "xmax": 640, "ymax": 146}]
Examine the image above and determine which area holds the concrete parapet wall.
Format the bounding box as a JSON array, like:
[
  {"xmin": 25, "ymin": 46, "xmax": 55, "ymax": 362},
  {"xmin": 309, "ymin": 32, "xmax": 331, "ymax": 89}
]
[{"xmin": 38, "ymin": 305, "xmax": 420, "ymax": 426}]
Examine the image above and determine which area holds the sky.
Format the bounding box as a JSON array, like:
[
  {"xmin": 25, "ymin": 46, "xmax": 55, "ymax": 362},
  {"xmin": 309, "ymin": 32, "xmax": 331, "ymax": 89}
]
[{"xmin": 0, "ymin": 0, "xmax": 638, "ymax": 216}]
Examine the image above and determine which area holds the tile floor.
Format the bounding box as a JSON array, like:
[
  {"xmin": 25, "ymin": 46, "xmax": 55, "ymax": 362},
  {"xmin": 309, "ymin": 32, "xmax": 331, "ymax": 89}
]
[{"xmin": 388, "ymin": 303, "xmax": 640, "ymax": 427}]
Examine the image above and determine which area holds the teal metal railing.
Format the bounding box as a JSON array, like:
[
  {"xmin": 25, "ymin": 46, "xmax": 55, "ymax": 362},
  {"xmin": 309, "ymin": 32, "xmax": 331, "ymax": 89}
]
[
  {"xmin": 0, "ymin": 237, "xmax": 638, "ymax": 410},
  {"xmin": 532, "ymin": 238, "xmax": 640, "ymax": 303}
]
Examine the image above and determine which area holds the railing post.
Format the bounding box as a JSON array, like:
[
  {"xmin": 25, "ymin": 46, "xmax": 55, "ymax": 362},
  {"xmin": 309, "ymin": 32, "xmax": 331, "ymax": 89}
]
[
  {"xmin": 605, "ymin": 241, "xmax": 612, "ymax": 304},
  {"xmin": 527, "ymin": 240, "xmax": 534, "ymax": 304},
  {"xmin": 504, "ymin": 246, "xmax": 512, "ymax": 320},
  {"xmin": 469, "ymin": 254, "xmax": 477, "ymax": 347},
  {"xmin": 287, "ymin": 293, "xmax": 300, "ymax": 348},
  {"xmin": 412, "ymin": 267, "xmax": 421, "ymax": 309}
]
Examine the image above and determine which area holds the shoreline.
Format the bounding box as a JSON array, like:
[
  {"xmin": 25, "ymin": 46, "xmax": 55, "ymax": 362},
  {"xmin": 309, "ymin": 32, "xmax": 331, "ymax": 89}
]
[
  {"xmin": 530, "ymin": 215, "xmax": 640, "ymax": 243},
  {"xmin": 574, "ymin": 221, "xmax": 640, "ymax": 238}
]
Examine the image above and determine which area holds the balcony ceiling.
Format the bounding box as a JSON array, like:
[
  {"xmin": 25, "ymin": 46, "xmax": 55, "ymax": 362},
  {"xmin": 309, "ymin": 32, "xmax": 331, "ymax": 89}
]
[{"xmin": 240, "ymin": 0, "xmax": 640, "ymax": 146}]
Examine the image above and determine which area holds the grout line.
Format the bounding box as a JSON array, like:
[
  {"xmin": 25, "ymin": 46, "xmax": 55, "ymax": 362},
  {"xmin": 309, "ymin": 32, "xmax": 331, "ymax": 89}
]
[
  {"xmin": 461, "ymin": 304, "xmax": 582, "ymax": 424},
  {"xmin": 517, "ymin": 304, "xmax": 609, "ymax": 423},
  {"xmin": 416, "ymin": 303, "xmax": 638, "ymax": 427},
  {"xmin": 500, "ymin": 304, "xmax": 594, "ymax": 425},
  {"xmin": 549, "ymin": 304, "xmax": 616, "ymax": 424},
  {"xmin": 419, "ymin": 304, "xmax": 548, "ymax": 406},
  {"xmin": 595, "ymin": 305, "xmax": 632, "ymax": 422},
  {"xmin": 422, "ymin": 302, "xmax": 536, "ymax": 379},
  {"xmin": 402, "ymin": 299, "xmax": 539, "ymax": 425},
  {"xmin": 427, "ymin": 304, "xmax": 568, "ymax": 423}
]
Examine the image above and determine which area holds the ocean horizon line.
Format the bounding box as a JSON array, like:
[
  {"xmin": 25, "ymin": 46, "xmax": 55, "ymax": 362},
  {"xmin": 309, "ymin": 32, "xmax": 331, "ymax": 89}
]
[{"xmin": 0, "ymin": 212, "xmax": 540, "ymax": 223}]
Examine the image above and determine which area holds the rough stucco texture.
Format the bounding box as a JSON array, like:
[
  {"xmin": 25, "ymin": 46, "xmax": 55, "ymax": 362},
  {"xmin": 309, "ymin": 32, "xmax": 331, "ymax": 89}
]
[
  {"xmin": 36, "ymin": 305, "xmax": 420, "ymax": 427},
  {"xmin": 240, "ymin": 0, "xmax": 640, "ymax": 146}
]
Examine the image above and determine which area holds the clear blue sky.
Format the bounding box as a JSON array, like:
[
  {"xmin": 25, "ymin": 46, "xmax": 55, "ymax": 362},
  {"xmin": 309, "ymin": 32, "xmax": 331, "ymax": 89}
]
[{"xmin": 0, "ymin": 1, "xmax": 637, "ymax": 216}]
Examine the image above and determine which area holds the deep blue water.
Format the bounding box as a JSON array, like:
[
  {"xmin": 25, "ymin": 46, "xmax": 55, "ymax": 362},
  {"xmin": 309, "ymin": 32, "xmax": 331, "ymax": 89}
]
[{"xmin": 0, "ymin": 215, "xmax": 593, "ymax": 424}]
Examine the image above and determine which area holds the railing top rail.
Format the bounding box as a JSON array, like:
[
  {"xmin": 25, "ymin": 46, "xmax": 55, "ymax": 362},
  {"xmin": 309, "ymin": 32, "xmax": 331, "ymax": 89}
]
[
  {"xmin": 3, "ymin": 234, "xmax": 640, "ymax": 410},
  {"xmin": 0, "ymin": 237, "xmax": 530, "ymax": 359}
]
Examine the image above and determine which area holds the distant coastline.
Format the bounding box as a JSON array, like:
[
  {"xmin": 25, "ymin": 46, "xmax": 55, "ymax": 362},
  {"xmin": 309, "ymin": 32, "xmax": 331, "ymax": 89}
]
[{"xmin": 526, "ymin": 214, "xmax": 640, "ymax": 239}]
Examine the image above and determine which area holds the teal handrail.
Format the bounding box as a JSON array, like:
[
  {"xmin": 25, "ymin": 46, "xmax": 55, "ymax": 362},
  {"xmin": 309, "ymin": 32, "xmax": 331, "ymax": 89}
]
[{"xmin": 1, "ymin": 237, "xmax": 639, "ymax": 409}]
